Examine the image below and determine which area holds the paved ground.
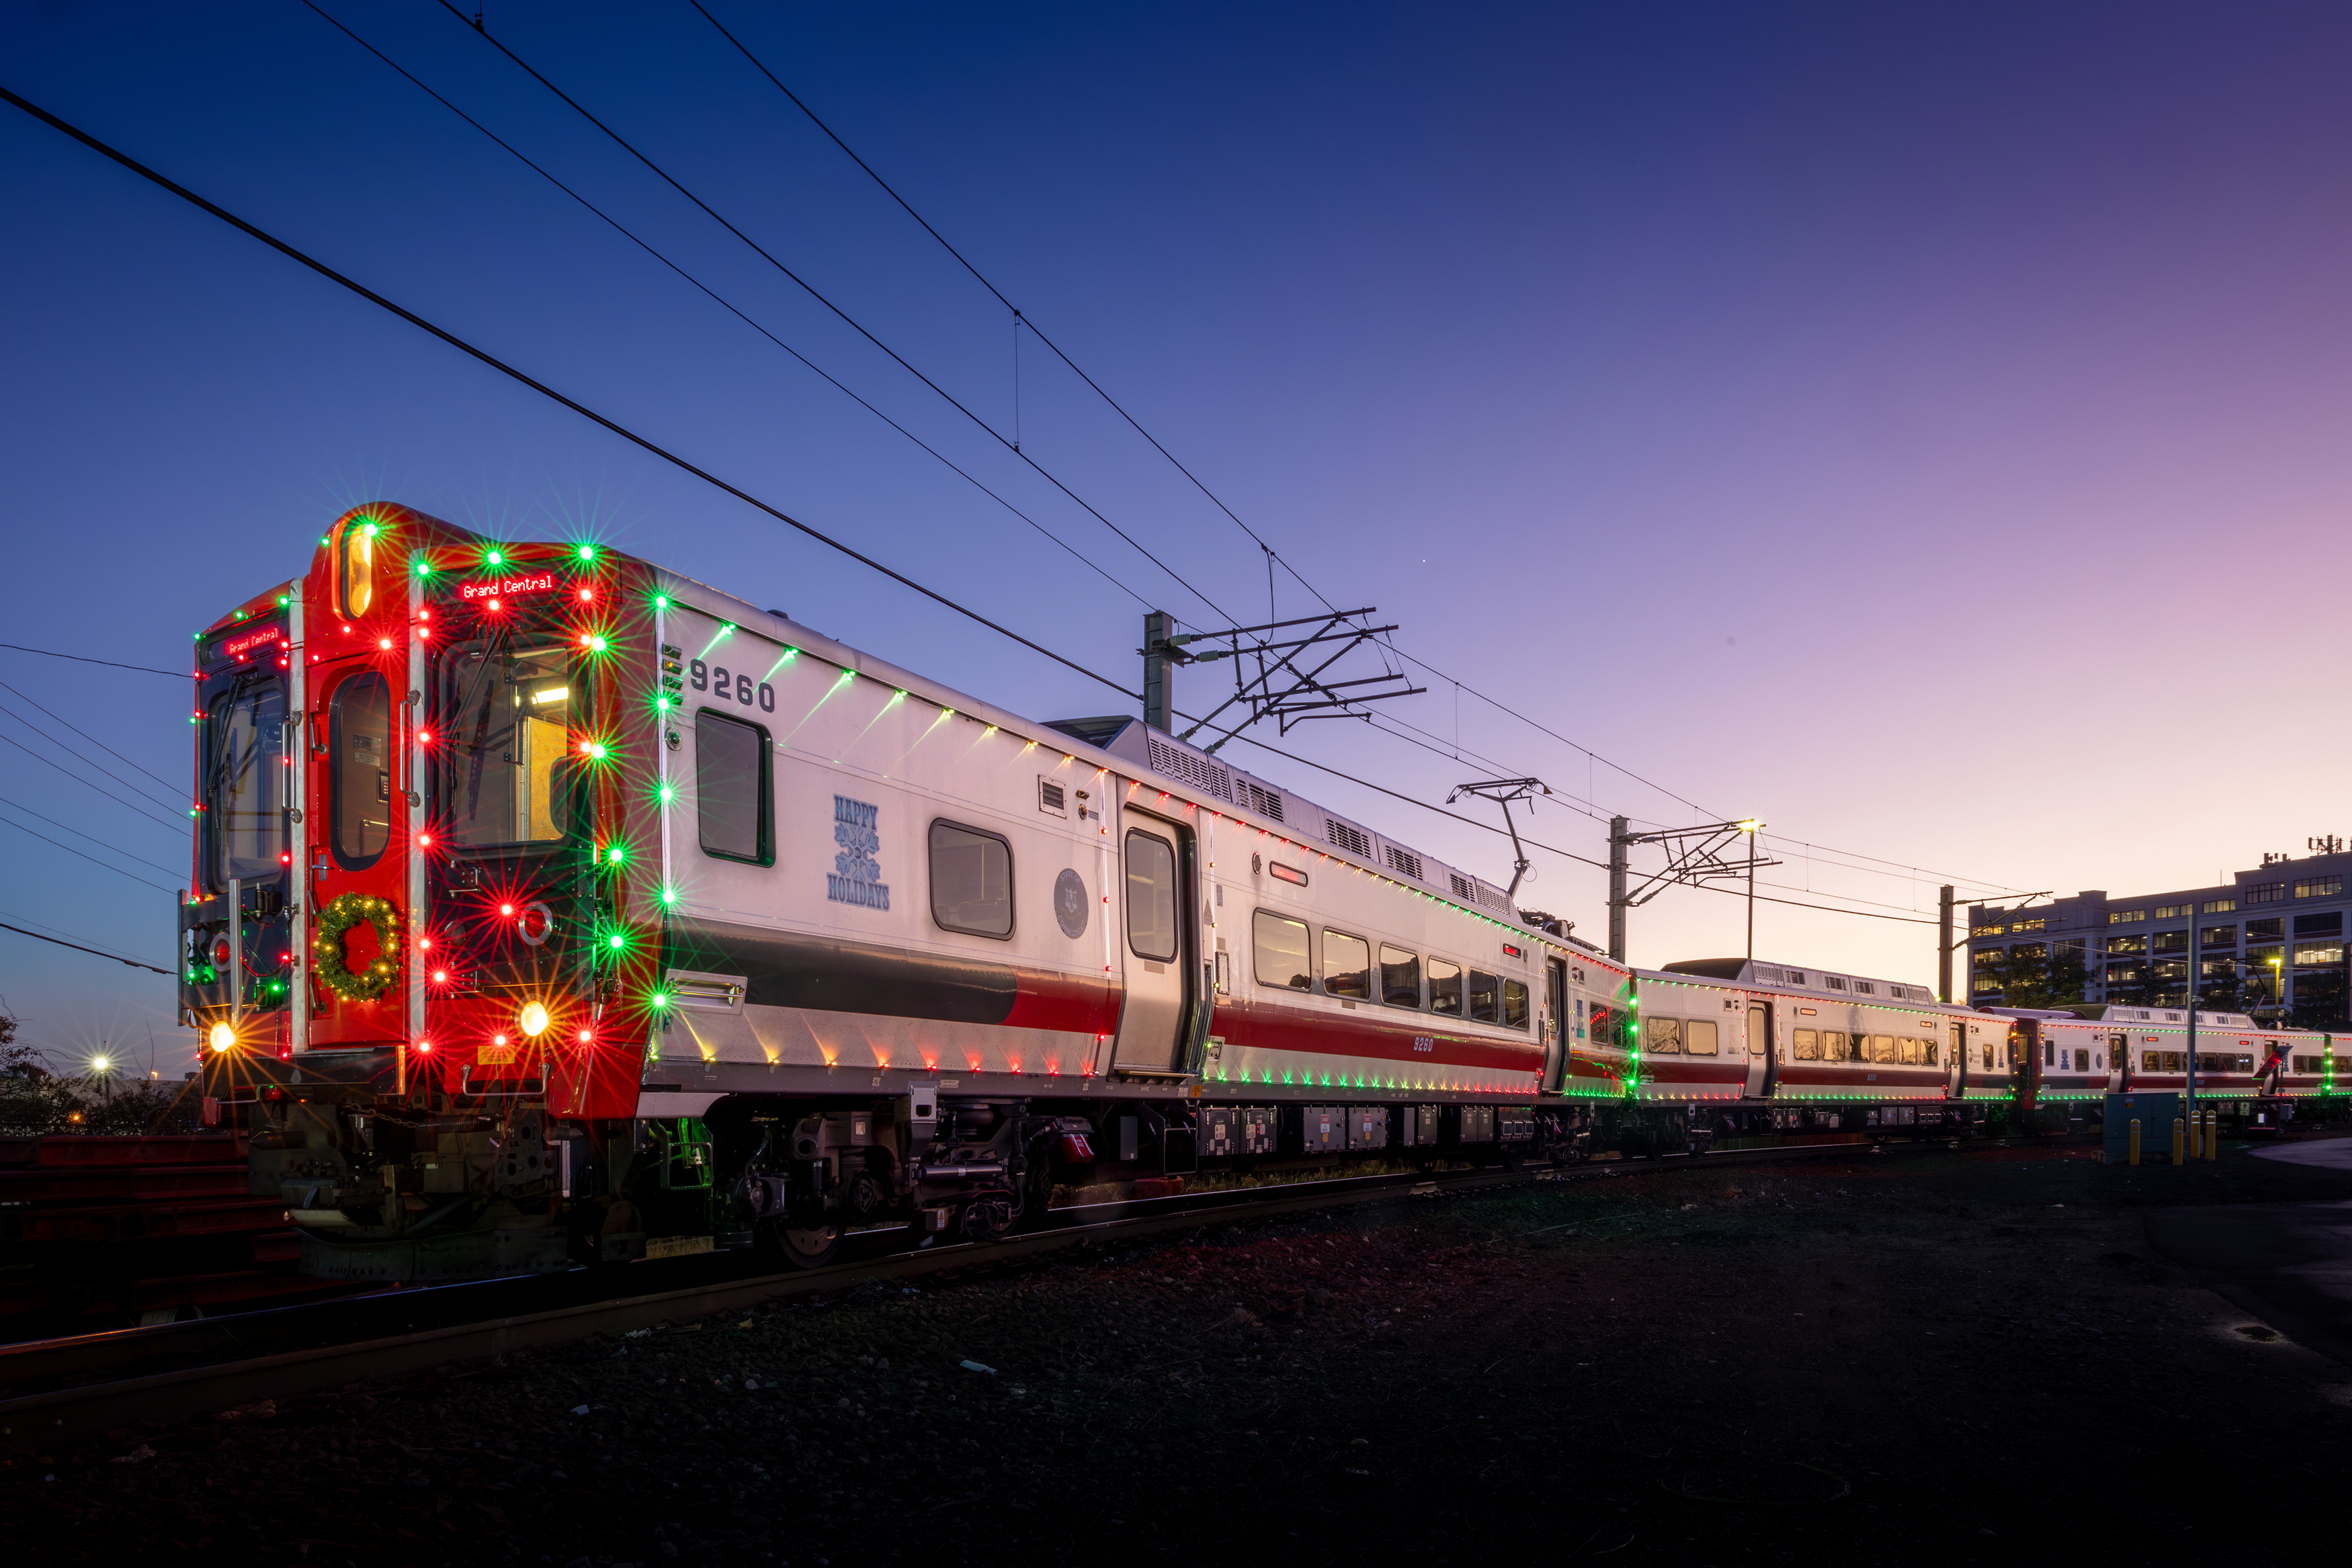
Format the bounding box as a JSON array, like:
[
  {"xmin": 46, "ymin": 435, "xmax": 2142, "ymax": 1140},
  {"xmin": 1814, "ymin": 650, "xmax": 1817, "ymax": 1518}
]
[{"xmin": 5, "ymin": 1135, "xmax": 2352, "ymax": 1567}]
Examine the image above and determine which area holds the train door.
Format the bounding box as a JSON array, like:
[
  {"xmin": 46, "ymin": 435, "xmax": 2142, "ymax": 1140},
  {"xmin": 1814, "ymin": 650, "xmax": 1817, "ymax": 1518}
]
[
  {"xmin": 306, "ymin": 656, "xmax": 405, "ymax": 1047},
  {"xmin": 1111, "ymin": 816, "xmax": 1198, "ymax": 1074},
  {"xmin": 2011, "ymin": 1020, "xmax": 2040, "ymax": 1115},
  {"xmin": 1746, "ymin": 1000, "xmax": 1774, "ymax": 1098},
  {"xmin": 1948, "ymin": 1020, "xmax": 1966, "ymax": 1097},
  {"xmin": 2109, "ymin": 1032, "xmax": 2129, "ymax": 1092},
  {"xmin": 1542, "ymin": 958, "xmax": 1568, "ymax": 1091}
]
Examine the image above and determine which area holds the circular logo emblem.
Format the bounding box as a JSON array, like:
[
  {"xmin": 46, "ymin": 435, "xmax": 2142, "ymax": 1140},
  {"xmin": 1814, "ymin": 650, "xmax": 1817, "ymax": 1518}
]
[{"xmin": 1054, "ymin": 869, "xmax": 1089, "ymax": 939}]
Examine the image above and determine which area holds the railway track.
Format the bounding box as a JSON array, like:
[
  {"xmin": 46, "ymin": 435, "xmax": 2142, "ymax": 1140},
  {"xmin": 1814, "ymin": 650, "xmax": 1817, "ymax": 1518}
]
[{"xmin": 0, "ymin": 1133, "xmax": 2082, "ymax": 1448}]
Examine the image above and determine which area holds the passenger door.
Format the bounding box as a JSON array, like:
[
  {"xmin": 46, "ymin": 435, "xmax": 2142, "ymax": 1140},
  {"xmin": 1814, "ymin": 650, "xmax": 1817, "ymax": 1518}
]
[
  {"xmin": 1747, "ymin": 1000, "xmax": 1774, "ymax": 1098},
  {"xmin": 1111, "ymin": 816, "xmax": 1196, "ymax": 1074},
  {"xmin": 1948, "ymin": 1021, "xmax": 1966, "ymax": 1098},
  {"xmin": 1542, "ymin": 958, "xmax": 1568, "ymax": 1091}
]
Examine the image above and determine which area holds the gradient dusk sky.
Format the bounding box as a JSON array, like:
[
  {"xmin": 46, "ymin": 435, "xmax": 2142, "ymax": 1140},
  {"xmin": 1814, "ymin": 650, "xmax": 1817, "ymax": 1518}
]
[{"xmin": 4, "ymin": 3, "xmax": 2350, "ymax": 1068}]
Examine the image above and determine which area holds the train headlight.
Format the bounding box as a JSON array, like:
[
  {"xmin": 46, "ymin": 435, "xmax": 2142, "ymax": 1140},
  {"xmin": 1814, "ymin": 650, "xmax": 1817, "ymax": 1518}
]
[
  {"xmin": 519, "ymin": 1001, "xmax": 551, "ymax": 1038},
  {"xmin": 208, "ymin": 1022, "xmax": 237, "ymax": 1053}
]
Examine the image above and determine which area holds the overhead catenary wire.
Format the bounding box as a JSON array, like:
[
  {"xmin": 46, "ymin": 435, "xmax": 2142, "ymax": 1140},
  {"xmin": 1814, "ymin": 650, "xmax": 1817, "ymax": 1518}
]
[
  {"xmin": 433, "ymin": 2, "xmax": 1241, "ymax": 633},
  {"xmin": 0, "ymin": 83, "xmax": 1142, "ymax": 713},
  {"xmin": 0, "ymin": 85, "xmax": 1947, "ymax": 940},
  {"xmin": 0, "ymin": 699, "xmax": 191, "ymax": 820},
  {"xmin": 0, "ymin": 814, "xmax": 179, "ymax": 894},
  {"xmin": 0, "ymin": 677, "xmax": 185, "ymax": 796},
  {"xmin": 298, "ymin": 1, "xmax": 1155, "ymax": 617},
  {"xmin": 0, "ymin": 920, "xmax": 174, "ymax": 976},
  {"xmin": 0, "ymin": 730, "xmax": 190, "ymax": 834},
  {"xmin": 0, "ymin": 794, "xmax": 185, "ymax": 877},
  {"xmin": 0, "ymin": 641, "xmax": 185, "ymax": 679},
  {"xmin": 679, "ymin": 11, "xmax": 2025, "ymax": 898}
]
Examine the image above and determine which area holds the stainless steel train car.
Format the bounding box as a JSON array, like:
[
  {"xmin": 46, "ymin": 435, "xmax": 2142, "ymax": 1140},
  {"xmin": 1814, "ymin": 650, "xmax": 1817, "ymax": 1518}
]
[{"xmin": 187, "ymin": 505, "xmax": 2344, "ymax": 1280}]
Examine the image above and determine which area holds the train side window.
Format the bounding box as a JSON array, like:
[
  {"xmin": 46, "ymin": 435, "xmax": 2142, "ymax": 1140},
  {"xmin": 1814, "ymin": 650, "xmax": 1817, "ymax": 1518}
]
[
  {"xmin": 1643, "ymin": 1017, "xmax": 1682, "ymax": 1054},
  {"xmin": 1502, "ymin": 978, "xmax": 1529, "ymax": 1030},
  {"xmin": 1923, "ymin": 1041, "xmax": 1937, "ymax": 1066},
  {"xmin": 1684, "ymin": 1018, "xmax": 1718, "ymax": 1056},
  {"xmin": 1822, "ymin": 1031, "xmax": 1850, "ymax": 1061},
  {"xmin": 1324, "ymin": 930, "xmax": 1372, "ymax": 999},
  {"xmin": 1429, "ymin": 959, "xmax": 1464, "ymax": 1015},
  {"xmin": 1874, "ymin": 1036, "xmax": 1897, "ymax": 1064},
  {"xmin": 1588, "ymin": 1002, "xmax": 1615, "ymax": 1045},
  {"xmin": 696, "ymin": 709, "xmax": 773, "ymax": 865},
  {"xmin": 330, "ymin": 670, "xmax": 392, "ymax": 871},
  {"xmin": 1468, "ymin": 969, "xmax": 1500, "ymax": 1022},
  {"xmin": 1380, "ymin": 945, "xmax": 1421, "ymax": 1008},
  {"xmin": 1793, "ymin": 1029, "xmax": 1820, "ymax": 1059},
  {"xmin": 929, "ymin": 820, "xmax": 1013, "ymax": 939},
  {"xmin": 1898, "ymin": 1037, "xmax": 1921, "ymax": 1065},
  {"xmin": 1253, "ymin": 910, "xmax": 1311, "ymax": 991}
]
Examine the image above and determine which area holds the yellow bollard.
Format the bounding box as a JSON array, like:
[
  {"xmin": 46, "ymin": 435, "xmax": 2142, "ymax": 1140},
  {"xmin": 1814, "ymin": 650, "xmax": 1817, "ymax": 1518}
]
[
  {"xmin": 2208, "ymin": 1108, "xmax": 2220, "ymax": 1162},
  {"xmin": 2129, "ymin": 1118, "xmax": 2141, "ymax": 1166},
  {"xmin": 2173, "ymin": 1117, "xmax": 2186, "ymax": 1165}
]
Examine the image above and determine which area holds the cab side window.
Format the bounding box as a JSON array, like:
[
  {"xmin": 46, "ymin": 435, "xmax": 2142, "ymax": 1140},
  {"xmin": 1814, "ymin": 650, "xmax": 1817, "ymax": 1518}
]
[{"xmin": 331, "ymin": 670, "xmax": 392, "ymax": 871}]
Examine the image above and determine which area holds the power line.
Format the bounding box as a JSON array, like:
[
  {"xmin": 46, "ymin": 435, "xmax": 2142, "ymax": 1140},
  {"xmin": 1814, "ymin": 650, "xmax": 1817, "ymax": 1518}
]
[
  {"xmin": 0, "ymin": 920, "xmax": 174, "ymax": 976},
  {"xmin": 435, "ymin": 2, "xmax": 1241, "ymax": 631},
  {"xmin": 678, "ymin": 11, "xmax": 2023, "ymax": 896},
  {"xmin": 0, "ymin": 812, "xmax": 179, "ymax": 893},
  {"xmin": 0, "ymin": 84, "xmax": 1949, "ymax": 944},
  {"xmin": 0, "ymin": 641, "xmax": 184, "ymax": 679},
  {"xmin": 0, "ymin": 81, "xmax": 1143, "ymax": 711},
  {"xmin": 0, "ymin": 698, "xmax": 190, "ymax": 818},
  {"xmin": 299, "ymin": 0, "xmax": 1156, "ymax": 617},
  {"xmin": 0, "ymin": 677, "xmax": 185, "ymax": 796},
  {"xmin": 0, "ymin": 730, "xmax": 189, "ymax": 834},
  {"xmin": 0, "ymin": 794, "xmax": 184, "ymax": 876}
]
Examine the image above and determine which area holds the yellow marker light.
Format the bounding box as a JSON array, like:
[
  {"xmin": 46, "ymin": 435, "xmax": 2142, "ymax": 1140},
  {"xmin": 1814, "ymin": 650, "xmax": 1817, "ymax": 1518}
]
[
  {"xmin": 207, "ymin": 1022, "xmax": 237, "ymax": 1053},
  {"xmin": 519, "ymin": 1002, "xmax": 552, "ymax": 1038}
]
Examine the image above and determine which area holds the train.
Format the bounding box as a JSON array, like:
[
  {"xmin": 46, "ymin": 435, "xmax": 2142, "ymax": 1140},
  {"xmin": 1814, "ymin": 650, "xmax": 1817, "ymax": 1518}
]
[{"xmin": 185, "ymin": 505, "xmax": 2348, "ymax": 1279}]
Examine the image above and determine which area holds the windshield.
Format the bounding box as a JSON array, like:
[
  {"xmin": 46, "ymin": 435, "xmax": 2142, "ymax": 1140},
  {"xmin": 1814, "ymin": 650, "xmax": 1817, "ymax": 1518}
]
[
  {"xmin": 437, "ymin": 636, "xmax": 575, "ymax": 850},
  {"xmin": 204, "ymin": 676, "xmax": 288, "ymax": 888}
]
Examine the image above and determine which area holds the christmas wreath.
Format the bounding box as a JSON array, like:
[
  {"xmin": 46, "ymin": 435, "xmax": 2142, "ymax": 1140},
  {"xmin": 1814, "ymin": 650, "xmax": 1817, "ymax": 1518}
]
[{"xmin": 314, "ymin": 892, "xmax": 403, "ymax": 1002}]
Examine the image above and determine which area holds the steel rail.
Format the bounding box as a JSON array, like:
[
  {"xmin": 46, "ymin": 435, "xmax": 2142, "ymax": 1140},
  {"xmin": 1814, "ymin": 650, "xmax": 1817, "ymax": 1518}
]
[{"xmin": 0, "ymin": 1134, "xmax": 2068, "ymax": 1447}]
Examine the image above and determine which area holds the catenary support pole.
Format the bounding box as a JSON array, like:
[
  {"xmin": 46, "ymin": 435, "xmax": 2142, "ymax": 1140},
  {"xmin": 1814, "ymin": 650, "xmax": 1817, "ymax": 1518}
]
[
  {"xmin": 1938, "ymin": 885, "xmax": 1954, "ymax": 1004},
  {"xmin": 1142, "ymin": 610, "xmax": 1175, "ymax": 732},
  {"xmin": 1607, "ymin": 816, "xmax": 1629, "ymax": 963}
]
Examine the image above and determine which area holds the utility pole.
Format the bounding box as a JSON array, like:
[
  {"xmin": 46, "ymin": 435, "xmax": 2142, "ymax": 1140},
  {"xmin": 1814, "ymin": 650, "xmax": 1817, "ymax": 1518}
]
[
  {"xmin": 1608, "ymin": 816, "xmax": 1629, "ymax": 963},
  {"xmin": 1938, "ymin": 885, "xmax": 1955, "ymax": 1004},
  {"xmin": 1142, "ymin": 610, "xmax": 1178, "ymax": 732},
  {"xmin": 1745, "ymin": 820, "xmax": 1760, "ymax": 965}
]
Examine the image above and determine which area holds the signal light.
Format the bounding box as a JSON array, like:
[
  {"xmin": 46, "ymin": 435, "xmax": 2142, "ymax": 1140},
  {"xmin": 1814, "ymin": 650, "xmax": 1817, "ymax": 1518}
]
[
  {"xmin": 207, "ymin": 1022, "xmax": 237, "ymax": 1053},
  {"xmin": 432, "ymin": 969, "xmax": 449, "ymax": 984},
  {"xmin": 415, "ymin": 1039, "xmax": 433, "ymax": 1054},
  {"xmin": 519, "ymin": 1002, "xmax": 551, "ymax": 1037},
  {"xmin": 500, "ymin": 904, "xmax": 516, "ymax": 918}
]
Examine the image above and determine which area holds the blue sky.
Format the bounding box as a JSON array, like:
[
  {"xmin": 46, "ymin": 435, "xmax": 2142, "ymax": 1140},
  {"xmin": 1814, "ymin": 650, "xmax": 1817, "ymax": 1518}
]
[{"xmin": 5, "ymin": 2, "xmax": 2351, "ymax": 1066}]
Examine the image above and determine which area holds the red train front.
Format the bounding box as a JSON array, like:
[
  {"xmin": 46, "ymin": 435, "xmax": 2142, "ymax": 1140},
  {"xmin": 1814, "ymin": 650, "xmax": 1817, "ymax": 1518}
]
[{"xmin": 190, "ymin": 504, "xmax": 661, "ymax": 1276}]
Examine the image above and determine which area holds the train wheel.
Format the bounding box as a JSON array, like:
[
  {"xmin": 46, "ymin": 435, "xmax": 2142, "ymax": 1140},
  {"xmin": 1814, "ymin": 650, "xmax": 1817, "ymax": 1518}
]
[{"xmin": 761, "ymin": 1218, "xmax": 843, "ymax": 1270}]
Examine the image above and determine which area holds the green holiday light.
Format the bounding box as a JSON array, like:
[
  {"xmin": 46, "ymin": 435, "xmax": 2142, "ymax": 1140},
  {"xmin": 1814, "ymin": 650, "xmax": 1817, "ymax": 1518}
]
[
  {"xmin": 485, "ymin": 548, "xmax": 505, "ymax": 568},
  {"xmin": 577, "ymin": 543, "xmax": 598, "ymax": 562}
]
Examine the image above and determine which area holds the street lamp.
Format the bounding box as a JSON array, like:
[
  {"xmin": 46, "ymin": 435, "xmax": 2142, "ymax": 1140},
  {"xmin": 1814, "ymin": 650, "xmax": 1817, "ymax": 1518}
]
[{"xmin": 89, "ymin": 1052, "xmax": 113, "ymax": 1106}]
